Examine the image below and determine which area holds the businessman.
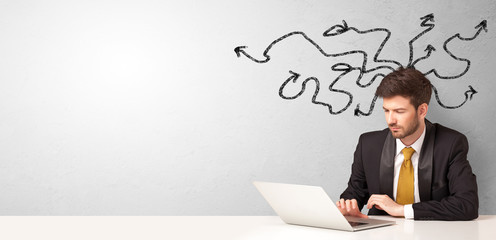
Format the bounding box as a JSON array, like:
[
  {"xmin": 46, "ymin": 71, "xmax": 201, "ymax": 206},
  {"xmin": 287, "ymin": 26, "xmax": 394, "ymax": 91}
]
[{"xmin": 337, "ymin": 67, "xmax": 478, "ymax": 220}]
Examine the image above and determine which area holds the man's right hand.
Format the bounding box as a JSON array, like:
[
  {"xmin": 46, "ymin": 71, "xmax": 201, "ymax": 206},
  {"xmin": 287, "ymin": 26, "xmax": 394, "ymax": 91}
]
[{"xmin": 336, "ymin": 198, "xmax": 368, "ymax": 218}]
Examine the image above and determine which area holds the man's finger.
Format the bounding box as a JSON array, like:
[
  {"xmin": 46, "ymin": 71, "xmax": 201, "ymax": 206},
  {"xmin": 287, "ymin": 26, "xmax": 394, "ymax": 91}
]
[
  {"xmin": 351, "ymin": 199, "xmax": 358, "ymax": 209},
  {"xmin": 367, "ymin": 195, "xmax": 381, "ymax": 209},
  {"xmin": 367, "ymin": 199, "xmax": 377, "ymax": 209}
]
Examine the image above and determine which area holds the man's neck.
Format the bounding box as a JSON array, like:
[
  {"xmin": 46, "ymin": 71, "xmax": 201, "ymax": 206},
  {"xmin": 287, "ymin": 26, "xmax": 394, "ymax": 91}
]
[{"xmin": 400, "ymin": 121, "xmax": 425, "ymax": 146}]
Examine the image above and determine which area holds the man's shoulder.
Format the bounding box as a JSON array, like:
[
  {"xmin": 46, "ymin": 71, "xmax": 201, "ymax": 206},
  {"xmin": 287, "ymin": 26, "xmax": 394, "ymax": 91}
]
[
  {"xmin": 430, "ymin": 122, "xmax": 467, "ymax": 139},
  {"xmin": 359, "ymin": 128, "xmax": 390, "ymax": 141}
]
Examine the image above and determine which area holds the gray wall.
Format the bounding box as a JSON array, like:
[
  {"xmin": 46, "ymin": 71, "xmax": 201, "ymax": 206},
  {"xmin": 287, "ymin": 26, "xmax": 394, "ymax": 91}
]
[{"xmin": 0, "ymin": 0, "xmax": 495, "ymax": 215}]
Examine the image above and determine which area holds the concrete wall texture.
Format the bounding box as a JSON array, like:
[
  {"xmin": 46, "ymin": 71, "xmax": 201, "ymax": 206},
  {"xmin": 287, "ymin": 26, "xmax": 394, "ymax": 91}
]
[{"xmin": 0, "ymin": 0, "xmax": 495, "ymax": 215}]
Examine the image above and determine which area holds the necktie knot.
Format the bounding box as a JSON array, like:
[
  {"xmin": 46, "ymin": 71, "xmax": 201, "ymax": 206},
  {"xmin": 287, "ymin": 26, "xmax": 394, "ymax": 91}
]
[{"xmin": 402, "ymin": 147, "xmax": 415, "ymax": 160}]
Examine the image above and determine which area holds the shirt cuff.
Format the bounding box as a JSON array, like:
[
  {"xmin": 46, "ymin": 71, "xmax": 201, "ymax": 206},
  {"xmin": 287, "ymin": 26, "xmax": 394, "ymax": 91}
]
[{"xmin": 404, "ymin": 204, "xmax": 414, "ymax": 219}]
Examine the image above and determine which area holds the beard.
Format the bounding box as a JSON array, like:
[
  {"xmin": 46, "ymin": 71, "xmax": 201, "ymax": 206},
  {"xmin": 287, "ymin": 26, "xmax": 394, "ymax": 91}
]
[{"xmin": 389, "ymin": 116, "xmax": 420, "ymax": 139}]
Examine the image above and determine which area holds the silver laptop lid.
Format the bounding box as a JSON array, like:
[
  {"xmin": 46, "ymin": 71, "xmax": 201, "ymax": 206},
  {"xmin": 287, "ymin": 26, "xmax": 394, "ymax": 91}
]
[
  {"xmin": 254, "ymin": 181, "xmax": 353, "ymax": 231},
  {"xmin": 253, "ymin": 181, "xmax": 395, "ymax": 231}
]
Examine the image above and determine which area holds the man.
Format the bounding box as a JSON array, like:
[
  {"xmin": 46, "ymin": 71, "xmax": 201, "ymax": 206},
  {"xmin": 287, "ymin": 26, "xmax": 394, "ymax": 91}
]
[{"xmin": 337, "ymin": 67, "xmax": 478, "ymax": 220}]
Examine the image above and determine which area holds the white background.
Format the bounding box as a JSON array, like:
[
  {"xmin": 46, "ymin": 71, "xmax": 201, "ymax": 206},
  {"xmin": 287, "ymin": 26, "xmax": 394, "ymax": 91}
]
[{"xmin": 0, "ymin": 0, "xmax": 495, "ymax": 215}]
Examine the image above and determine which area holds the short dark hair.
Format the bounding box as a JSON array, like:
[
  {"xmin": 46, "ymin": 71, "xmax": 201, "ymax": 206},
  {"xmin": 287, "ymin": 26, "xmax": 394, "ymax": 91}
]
[{"xmin": 375, "ymin": 67, "xmax": 432, "ymax": 109}]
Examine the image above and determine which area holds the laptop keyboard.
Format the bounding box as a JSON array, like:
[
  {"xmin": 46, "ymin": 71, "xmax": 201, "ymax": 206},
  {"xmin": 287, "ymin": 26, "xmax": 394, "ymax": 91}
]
[{"xmin": 348, "ymin": 221, "xmax": 369, "ymax": 227}]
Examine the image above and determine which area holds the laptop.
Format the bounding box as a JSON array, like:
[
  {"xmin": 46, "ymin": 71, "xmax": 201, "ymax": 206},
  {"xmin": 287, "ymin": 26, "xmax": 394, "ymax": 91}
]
[{"xmin": 253, "ymin": 181, "xmax": 395, "ymax": 232}]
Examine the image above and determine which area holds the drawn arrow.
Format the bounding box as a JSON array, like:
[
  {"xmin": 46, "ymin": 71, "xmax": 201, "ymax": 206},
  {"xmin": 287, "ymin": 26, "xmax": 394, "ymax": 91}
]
[
  {"xmin": 234, "ymin": 46, "xmax": 270, "ymax": 63},
  {"xmin": 425, "ymin": 19, "xmax": 488, "ymax": 79},
  {"xmin": 355, "ymin": 95, "xmax": 379, "ymax": 117},
  {"xmin": 234, "ymin": 31, "xmax": 369, "ymax": 65},
  {"xmin": 235, "ymin": 21, "xmax": 401, "ymax": 115},
  {"xmin": 278, "ymin": 71, "xmax": 303, "ymax": 100},
  {"xmin": 323, "ymin": 21, "xmax": 400, "ymax": 87},
  {"xmin": 432, "ymin": 85, "xmax": 477, "ymax": 109},
  {"xmin": 420, "ymin": 13, "xmax": 435, "ymax": 27},
  {"xmin": 278, "ymin": 71, "xmax": 333, "ymax": 113},
  {"xmin": 466, "ymin": 85, "xmax": 478, "ymax": 100},
  {"xmin": 332, "ymin": 24, "xmax": 402, "ymax": 70},
  {"xmin": 235, "ymin": 20, "xmax": 401, "ymax": 89},
  {"xmin": 234, "ymin": 46, "xmax": 245, "ymax": 57},
  {"xmin": 323, "ymin": 20, "xmax": 349, "ymax": 37},
  {"xmin": 236, "ymin": 15, "xmax": 486, "ymax": 117},
  {"xmin": 407, "ymin": 13, "xmax": 435, "ymax": 67},
  {"xmin": 473, "ymin": 20, "xmax": 488, "ymax": 36},
  {"xmin": 412, "ymin": 44, "xmax": 436, "ymax": 67},
  {"xmin": 278, "ymin": 70, "xmax": 353, "ymax": 115},
  {"xmin": 233, "ymin": 32, "xmax": 319, "ymax": 63}
]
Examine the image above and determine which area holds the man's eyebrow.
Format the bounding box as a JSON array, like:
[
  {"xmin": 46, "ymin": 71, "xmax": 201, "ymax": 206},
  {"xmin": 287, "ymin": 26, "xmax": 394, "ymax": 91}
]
[{"xmin": 383, "ymin": 107, "xmax": 407, "ymax": 111}]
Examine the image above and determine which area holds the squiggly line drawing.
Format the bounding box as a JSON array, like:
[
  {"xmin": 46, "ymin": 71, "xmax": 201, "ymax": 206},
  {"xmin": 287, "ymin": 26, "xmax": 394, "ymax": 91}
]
[
  {"xmin": 234, "ymin": 13, "xmax": 487, "ymax": 116},
  {"xmin": 432, "ymin": 85, "xmax": 478, "ymax": 109},
  {"xmin": 322, "ymin": 20, "xmax": 400, "ymax": 87},
  {"xmin": 411, "ymin": 45, "xmax": 436, "ymax": 67},
  {"xmin": 278, "ymin": 70, "xmax": 354, "ymax": 115},
  {"xmin": 421, "ymin": 20, "xmax": 488, "ymax": 79},
  {"xmin": 235, "ymin": 22, "xmax": 400, "ymax": 115},
  {"xmin": 408, "ymin": 14, "xmax": 436, "ymax": 67}
]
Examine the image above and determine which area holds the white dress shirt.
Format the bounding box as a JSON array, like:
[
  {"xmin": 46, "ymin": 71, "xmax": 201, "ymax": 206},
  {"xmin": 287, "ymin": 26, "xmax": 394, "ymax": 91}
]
[{"xmin": 393, "ymin": 126, "xmax": 426, "ymax": 219}]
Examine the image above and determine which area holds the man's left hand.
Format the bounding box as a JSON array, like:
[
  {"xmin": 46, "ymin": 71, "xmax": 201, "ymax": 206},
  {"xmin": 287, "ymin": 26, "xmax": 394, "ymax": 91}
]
[{"xmin": 366, "ymin": 194, "xmax": 404, "ymax": 217}]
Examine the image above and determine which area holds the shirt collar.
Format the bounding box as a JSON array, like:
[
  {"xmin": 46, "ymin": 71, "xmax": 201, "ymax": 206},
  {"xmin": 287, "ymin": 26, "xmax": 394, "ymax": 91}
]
[{"xmin": 395, "ymin": 125, "xmax": 427, "ymax": 156}]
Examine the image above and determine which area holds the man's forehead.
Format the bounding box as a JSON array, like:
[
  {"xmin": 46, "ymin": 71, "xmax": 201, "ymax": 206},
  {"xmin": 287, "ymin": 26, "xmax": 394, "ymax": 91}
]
[{"xmin": 382, "ymin": 96, "xmax": 414, "ymax": 109}]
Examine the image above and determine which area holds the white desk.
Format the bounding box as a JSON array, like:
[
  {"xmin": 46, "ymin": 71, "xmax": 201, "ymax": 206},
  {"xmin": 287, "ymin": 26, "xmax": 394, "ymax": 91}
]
[{"xmin": 0, "ymin": 216, "xmax": 494, "ymax": 240}]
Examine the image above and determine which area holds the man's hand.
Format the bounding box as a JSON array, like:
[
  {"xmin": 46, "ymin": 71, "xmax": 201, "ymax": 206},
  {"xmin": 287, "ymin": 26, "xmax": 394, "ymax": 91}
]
[
  {"xmin": 366, "ymin": 194, "xmax": 404, "ymax": 217},
  {"xmin": 336, "ymin": 199, "xmax": 368, "ymax": 218}
]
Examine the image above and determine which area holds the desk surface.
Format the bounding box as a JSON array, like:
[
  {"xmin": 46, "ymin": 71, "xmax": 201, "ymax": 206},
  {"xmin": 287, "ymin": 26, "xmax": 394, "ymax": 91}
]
[{"xmin": 0, "ymin": 215, "xmax": 495, "ymax": 240}]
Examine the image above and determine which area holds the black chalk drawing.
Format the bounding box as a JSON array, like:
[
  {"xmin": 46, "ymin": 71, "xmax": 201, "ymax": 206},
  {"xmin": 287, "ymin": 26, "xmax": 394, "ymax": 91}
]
[{"xmin": 234, "ymin": 14, "xmax": 488, "ymax": 116}]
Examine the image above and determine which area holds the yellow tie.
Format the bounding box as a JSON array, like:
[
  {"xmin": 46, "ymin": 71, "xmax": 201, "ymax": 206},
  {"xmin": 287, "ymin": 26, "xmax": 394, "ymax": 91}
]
[{"xmin": 396, "ymin": 147, "xmax": 415, "ymax": 205}]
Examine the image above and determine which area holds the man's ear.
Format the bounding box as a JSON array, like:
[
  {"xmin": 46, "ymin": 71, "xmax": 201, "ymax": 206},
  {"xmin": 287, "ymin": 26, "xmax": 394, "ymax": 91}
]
[{"xmin": 418, "ymin": 103, "xmax": 429, "ymax": 118}]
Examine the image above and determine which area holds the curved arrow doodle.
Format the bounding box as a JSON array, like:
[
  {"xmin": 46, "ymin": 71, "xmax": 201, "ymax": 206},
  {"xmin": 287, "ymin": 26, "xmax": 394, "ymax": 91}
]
[
  {"xmin": 279, "ymin": 70, "xmax": 353, "ymax": 115},
  {"xmin": 235, "ymin": 21, "xmax": 399, "ymax": 86},
  {"xmin": 235, "ymin": 21, "xmax": 400, "ymax": 115},
  {"xmin": 323, "ymin": 20, "xmax": 402, "ymax": 71},
  {"xmin": 408, "ymin": 13, "xmax": 436, "ymax": 67},
  {"xmin": 235, "ymin": 15, "xmax": 487, "ymax": 116},
  {"xmin": 424, "ymin": 20, "xmax": 488, "ymax": 79},
  {"xmin": 355, "ymin": 95, "xmax": 379, "ymax": 117},
  {"xmin": 324, "ymin": 21, "xmax": 399, "ymax": 89},
  {"xmin": 412, "ymin": 45, "xmax": 436, "ymax": 67},
  {"xmin": 432, "ymin": 85, "xmax": 478, "ymax": 109},
  {"xmin": 234, "ymin": 31, "xmax": 365, "ymax": 63}
]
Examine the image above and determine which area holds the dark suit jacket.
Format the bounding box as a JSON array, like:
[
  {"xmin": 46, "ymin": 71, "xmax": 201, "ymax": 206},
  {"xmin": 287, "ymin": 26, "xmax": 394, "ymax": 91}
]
[{"xmin": 340, "ymin": 120, "xmax": 478, "ymax": 220}]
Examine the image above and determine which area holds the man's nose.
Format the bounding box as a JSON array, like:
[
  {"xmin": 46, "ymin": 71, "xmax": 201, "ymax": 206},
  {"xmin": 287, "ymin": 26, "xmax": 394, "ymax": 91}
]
[{"xmin": 387, "ymin": 113, "xmax": 396, "ymax": 125}]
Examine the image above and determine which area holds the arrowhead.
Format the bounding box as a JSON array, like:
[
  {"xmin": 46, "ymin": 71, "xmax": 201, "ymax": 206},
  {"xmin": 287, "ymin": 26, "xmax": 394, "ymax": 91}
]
[
  {"xmin": 467, "ymin": 85, "xmax": 478, "ymax": 100},
  {"xmin": 323, "ymin": 20, "xmax": 349, "ymax": 37},
  {"xmin": 342, "ymin": 20, "xmax": 349, "ymax": 29},
  {"xmin": 234, "ymin": 46, "xmax": 247, "ymax": 57},
  {"xmin": 354, "ymin": 104, "xmax": 362, "ymax": 116},
  {"xmin": 475, "ymin": 20, "xmax": 488, "ymax": 32},
  {"xmin": 420, "ymin": 13, "xmax": 434, "ymax": 21},
  {"xmin": 425, "ymin": 44, "xmax": 436, "ymax": 52},
  {"xmin": 288, "ymin": 70, "xmax": 301, "ymax": 83},
  {"xmin": 331, "ymin": 63, "xmax": 353, "ymax": 72},
  {"xmin": 420, "ymin": 13, "xmax": 435, "ymax": 25}
]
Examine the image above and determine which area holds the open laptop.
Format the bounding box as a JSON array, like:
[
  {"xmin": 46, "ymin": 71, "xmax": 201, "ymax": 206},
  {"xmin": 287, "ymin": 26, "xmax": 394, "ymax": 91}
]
[{"xmin": 253, "ymin": 181, "xmax": 395, "ymax": 232}]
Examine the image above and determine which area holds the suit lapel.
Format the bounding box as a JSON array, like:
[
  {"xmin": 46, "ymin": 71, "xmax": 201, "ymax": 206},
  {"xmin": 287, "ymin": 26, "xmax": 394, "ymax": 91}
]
[
  {"xmin": 418, "ymin": 120, "xmax": 435, "ymax": 201},
  {"xmin": 379, "ymin": 131, "xmax": 395, "ymax": 199}
]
